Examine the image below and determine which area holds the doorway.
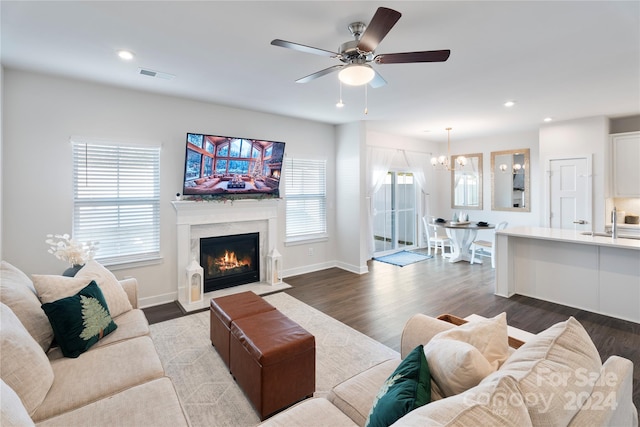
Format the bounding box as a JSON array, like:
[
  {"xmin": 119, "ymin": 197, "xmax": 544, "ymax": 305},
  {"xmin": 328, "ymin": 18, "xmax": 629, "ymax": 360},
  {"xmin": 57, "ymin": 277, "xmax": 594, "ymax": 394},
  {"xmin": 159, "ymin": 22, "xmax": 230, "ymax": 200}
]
[
  {"xmin": 548, "ymin": 157, "xmax": 592, "ymax": 231},
  {"xmin": 372, "ymin": 172, "xmax": 417, "ymax": 255}
]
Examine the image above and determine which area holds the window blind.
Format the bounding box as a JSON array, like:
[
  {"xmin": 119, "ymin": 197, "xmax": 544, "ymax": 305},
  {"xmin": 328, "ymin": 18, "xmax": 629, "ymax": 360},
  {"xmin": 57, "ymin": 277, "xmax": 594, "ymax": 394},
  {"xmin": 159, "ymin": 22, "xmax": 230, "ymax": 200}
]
[
  {"xmin": 71, "ymin": 139, "xmax": 161, "ymax": 265},
  {"xmin": 285, "ymin": 158, "xmax": 327, "ymax": 239}
]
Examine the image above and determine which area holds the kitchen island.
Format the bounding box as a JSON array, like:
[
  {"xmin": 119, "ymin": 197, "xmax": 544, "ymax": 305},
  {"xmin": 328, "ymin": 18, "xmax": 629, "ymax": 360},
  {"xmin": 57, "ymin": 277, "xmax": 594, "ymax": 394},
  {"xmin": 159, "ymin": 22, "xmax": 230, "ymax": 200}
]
[{"xmin": 495, "ymin": 226, "xmax": 640, "ymax": 323}]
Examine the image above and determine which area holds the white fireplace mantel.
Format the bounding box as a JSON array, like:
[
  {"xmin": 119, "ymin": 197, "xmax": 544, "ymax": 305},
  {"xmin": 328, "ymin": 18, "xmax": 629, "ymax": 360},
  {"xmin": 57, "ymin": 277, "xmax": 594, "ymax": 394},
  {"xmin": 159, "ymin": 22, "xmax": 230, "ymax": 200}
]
[{"xmin": 172, "ymin": 199, "xmax": 286, "ymax": 312}]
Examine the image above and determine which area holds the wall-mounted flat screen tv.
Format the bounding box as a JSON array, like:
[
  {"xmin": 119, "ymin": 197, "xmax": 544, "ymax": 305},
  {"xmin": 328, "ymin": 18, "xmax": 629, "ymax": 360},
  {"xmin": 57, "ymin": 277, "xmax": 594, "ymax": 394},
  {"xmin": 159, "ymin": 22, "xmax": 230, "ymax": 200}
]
[{"xmin": 182, "ymin": 133, "xmax": 285, "ymax": 199}]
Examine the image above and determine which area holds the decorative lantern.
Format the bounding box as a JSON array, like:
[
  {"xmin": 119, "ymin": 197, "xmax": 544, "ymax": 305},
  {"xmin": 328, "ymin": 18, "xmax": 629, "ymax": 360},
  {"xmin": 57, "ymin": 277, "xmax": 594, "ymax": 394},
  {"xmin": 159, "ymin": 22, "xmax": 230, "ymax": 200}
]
[
  {"xmin": 186, "ymin": 259, "xmax": 204, "ymax": 304},
  {"xmin": 266, "ymin": 248, "xmax": 282, "ymax": 285}
]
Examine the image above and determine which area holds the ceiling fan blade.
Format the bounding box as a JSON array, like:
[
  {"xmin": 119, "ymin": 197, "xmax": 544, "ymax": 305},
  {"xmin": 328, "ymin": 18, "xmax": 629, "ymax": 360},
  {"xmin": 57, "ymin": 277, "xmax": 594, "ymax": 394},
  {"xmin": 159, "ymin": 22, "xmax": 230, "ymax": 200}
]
[
  {"xmin": 296, "ymin": 65, "xmax": 344, "ymax": 83},
  {"xmin": 375, "ymin": 50, "xmax": 451, "ymax": 64},
  {"xmin": 271, "ymin": 39, "xmax": 339, "ymax": 58},
  {"xmin": 369, "ymin": 70, "xmax": 387, "ymax": 88},
  {"xmin": 357, "ymin": 7, "xmax": 402, "ymax": 53}
]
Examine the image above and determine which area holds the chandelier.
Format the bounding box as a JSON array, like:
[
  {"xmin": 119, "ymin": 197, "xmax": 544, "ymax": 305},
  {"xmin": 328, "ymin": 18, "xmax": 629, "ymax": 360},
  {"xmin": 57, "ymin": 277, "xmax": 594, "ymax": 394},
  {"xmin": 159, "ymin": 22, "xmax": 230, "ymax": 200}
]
[{"xmin": 431, "ymin": 128, "xmax": 466, "ymax": 171}]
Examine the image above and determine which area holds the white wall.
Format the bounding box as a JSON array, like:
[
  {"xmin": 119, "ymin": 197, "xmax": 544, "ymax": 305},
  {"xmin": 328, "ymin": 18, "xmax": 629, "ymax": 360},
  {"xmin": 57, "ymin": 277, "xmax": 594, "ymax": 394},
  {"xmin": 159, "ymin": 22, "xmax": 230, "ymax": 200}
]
[
  {"xmin": 2, "ymin": 69, "xmax": 337, "ymax": 306},
  {"xmin": 335, "ymin": 122, "xmax": 367, "ymax": 273},
  {"xmin": 539, "ymin": 116, "xmax": 609, "ymax": 231},
  {"xmin": 0, "ymin": 65, "xmax": 3, "ymax": 261}
]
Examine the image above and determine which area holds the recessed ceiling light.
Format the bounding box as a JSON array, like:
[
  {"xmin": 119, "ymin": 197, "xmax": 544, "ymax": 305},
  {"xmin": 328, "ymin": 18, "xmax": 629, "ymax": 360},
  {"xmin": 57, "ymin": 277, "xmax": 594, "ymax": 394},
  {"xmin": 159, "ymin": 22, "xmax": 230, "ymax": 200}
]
[
  {"xmin": 543, "ymin": 117, "xmax": 553, "ymax": 122},
  {"xmin": 117, "ymin": 50, "xmax": 135, "ymax": 60},
  {"xmin": 504, "ymin": 100, "xmax": 516, "ymax": 107}
]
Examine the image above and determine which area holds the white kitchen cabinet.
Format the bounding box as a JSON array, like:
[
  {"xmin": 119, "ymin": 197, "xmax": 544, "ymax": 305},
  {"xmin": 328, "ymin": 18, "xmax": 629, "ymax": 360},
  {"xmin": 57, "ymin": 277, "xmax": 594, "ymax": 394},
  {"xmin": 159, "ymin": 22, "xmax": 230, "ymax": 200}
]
[{"xmin": 611, "ymin": 131, "xmax": 640, "ymax": 197}]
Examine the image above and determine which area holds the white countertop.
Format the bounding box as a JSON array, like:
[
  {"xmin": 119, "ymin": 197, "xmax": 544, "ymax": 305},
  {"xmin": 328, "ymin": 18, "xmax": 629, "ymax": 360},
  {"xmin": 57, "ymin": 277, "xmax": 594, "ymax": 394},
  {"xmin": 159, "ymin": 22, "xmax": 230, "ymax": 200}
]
[{"xmin": 497, "ymin": 226, "xmax": 640, "ymax": 250}]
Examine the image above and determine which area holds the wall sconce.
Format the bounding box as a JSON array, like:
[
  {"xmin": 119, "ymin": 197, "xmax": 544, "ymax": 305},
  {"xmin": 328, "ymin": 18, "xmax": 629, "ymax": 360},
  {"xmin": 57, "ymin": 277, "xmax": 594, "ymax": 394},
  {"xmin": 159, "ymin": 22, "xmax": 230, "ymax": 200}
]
[
  {"xmin": 266, "ymin": 248, "xmax": 282, "ymax": 285},
  {"xmin": 499, "ymin": 163, "xmax": 508, "ymax": 172},
  {"xmin": 186, "ymin": 259, "xmax": 204, "ymax": 304}
]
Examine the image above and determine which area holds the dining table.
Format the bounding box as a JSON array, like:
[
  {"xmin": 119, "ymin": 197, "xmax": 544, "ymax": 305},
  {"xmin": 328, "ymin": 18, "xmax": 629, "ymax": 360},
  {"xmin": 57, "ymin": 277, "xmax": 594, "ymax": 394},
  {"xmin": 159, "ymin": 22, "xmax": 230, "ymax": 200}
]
[{"xmin": 435, "ymin": 221, "xmax": 495, "ymax": 263}]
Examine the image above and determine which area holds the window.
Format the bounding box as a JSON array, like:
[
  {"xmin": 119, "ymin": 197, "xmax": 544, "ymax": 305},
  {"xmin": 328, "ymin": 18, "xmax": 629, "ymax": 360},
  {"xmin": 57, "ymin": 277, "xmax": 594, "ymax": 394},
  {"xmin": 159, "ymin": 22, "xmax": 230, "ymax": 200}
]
[
  {"xmin": 71, "ymin": 138, "xmax": 161, "ymax": 266},
  {"xmin": 372, "ymin": 172, "xmax": 417, "ymax": 255},
  {"xmin": 284, "ymin": 158, "xmax": 327, "ymax": 242}
]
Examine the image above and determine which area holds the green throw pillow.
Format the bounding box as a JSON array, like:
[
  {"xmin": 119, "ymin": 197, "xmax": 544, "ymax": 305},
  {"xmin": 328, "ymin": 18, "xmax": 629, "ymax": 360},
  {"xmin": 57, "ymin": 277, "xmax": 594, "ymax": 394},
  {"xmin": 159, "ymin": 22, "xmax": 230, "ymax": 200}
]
[
  {"xmin": 365, "ymin": 345, "xmax": 431, "ymax": 427},
  {"xmin": 41, "ymin": 280, "xmax": 117, "ymax": 358}
]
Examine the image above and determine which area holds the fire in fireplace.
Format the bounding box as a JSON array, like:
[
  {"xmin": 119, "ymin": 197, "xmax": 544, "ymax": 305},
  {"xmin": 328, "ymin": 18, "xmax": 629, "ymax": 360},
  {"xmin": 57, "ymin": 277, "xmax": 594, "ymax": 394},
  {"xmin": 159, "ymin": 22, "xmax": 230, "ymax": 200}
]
[{"xmin": 200, "ymin": 232, "xmax": 259, "ymax": 292}]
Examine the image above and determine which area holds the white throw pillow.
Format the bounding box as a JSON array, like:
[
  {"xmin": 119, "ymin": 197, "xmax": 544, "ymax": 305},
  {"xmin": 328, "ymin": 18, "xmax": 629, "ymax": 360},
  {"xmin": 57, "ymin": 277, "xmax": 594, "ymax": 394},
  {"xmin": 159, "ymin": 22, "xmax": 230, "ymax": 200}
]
[
  {"xmin": 0, "ymin": 303, "xmax": 54, "ymax": 416},
  {"xmin": 32, "ymin": 261, "xmax": 132, "ymax": 317},
  {"xmin": 424, "ymin": 338, "xmax": 495, "ymax": 397},
  {"xmin": 435, "ymin": 312, "xmax": 510, "ymax": 369},
  {"xmin": 0, "ymin": 261, "xmax": 54, "ymax": 351},
  {"xmin": 482, "ymin": 316, "xmax": 602, "ymax": 426},
  {"xmin": 74, "ymin": 261, "xmax": 132, "ymax": 317}
]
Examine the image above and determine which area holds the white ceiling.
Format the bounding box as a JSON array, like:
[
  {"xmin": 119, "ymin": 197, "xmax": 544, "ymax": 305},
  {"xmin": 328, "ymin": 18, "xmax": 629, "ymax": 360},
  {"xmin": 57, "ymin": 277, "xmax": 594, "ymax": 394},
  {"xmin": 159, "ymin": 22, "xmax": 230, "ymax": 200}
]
[{"xmin": 2, "ymin": 1, "xmax": 639, "ymax": 142}]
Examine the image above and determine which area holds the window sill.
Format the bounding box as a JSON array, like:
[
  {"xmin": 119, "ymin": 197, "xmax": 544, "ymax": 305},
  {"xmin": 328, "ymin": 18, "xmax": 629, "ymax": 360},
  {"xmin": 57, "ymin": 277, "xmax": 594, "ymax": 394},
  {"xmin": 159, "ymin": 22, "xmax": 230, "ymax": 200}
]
[
  {"xmin": 284, "ymin": 234, "xmax": 329, "ymax": 246},
  {"xmin": 98, "ymin": 256, "xmax": 163, "ymax": 271}
]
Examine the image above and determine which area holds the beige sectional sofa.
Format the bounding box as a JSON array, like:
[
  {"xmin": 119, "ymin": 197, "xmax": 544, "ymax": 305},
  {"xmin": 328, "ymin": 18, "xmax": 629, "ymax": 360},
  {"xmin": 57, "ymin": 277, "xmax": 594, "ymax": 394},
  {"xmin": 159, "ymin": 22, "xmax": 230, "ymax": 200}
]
[
  {"xmin": 261, "ymin": 313, "xmax": 638, "ymax": 427},
  {"xmin": 0, "ymin": 261, "xmax": 190, "ymax": 426}
]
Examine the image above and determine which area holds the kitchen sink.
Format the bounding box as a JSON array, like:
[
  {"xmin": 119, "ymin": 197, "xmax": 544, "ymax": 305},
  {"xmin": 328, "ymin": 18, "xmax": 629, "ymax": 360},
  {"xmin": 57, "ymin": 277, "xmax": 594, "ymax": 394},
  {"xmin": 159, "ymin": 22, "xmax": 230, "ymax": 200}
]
[{"xmin": 580, "ymin": 232, "xmax": 640, "ymax": 240}]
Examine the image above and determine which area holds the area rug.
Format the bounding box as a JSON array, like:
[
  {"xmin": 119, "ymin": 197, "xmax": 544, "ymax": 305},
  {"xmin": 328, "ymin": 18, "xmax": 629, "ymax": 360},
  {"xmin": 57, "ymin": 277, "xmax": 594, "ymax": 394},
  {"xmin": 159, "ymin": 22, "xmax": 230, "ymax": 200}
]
[
  {"xmin": 373, "ymin": 250, "xmax": 433, "ymax": 267},
  {"xmin": 149, "ymin": 292, "xmax": 399, "ymax": 427}
]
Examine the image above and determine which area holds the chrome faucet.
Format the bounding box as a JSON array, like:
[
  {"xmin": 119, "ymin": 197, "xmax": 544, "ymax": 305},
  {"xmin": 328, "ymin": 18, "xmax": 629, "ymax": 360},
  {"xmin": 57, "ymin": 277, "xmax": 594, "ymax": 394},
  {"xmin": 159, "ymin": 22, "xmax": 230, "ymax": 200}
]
[{"xmin": 612, "ymin": 207, "xmax": 618, "ymax": 239}]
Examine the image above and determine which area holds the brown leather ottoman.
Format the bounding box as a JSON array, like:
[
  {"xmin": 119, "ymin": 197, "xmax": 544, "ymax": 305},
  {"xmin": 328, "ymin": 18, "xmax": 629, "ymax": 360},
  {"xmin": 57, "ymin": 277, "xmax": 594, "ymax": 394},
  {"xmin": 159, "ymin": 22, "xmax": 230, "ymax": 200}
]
[
  {"xmin": 230, "ymin": 309, "xmax": 315, "ymax": 420},
  {"xmin": 210, "ymin": 291, "xmax": 276, "ymax": 369}
]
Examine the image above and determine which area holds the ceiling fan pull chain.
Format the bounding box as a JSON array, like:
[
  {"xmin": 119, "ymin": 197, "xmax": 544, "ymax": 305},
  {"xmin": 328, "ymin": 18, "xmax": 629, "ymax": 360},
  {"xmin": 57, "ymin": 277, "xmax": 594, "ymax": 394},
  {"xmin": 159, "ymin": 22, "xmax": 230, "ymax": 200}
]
[{"xmin": 364, "ymin": 84, "xmax": 368, "ymax": 115}]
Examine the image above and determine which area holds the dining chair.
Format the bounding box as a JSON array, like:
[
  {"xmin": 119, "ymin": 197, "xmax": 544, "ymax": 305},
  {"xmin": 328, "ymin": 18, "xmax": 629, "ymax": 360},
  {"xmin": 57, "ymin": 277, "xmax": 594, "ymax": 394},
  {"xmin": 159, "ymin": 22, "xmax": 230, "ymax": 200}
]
[
  {"xmin": 422, "ymin": 216, "xmax": 452, "ymax": 257},
  {"xmin": 470, "ymin": 221, "xmax": 508, "ymax": 268}
]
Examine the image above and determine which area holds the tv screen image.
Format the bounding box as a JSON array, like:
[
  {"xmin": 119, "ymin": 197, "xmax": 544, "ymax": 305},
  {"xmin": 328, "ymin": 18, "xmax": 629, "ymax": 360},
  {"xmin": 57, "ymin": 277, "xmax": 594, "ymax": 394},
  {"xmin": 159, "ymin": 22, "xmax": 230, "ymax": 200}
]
[{"xmin": 182, "ymin": 133, "xmax": 285, "ymax": 199}]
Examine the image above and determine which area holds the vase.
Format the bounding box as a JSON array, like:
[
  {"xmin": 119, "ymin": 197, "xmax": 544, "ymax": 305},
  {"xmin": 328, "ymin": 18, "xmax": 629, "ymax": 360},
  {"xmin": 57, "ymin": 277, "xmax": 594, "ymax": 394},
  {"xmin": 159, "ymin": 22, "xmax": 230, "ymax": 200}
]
[{"xmin": 62, "ymin": 264, "xmax": 84, "ymax": 277}]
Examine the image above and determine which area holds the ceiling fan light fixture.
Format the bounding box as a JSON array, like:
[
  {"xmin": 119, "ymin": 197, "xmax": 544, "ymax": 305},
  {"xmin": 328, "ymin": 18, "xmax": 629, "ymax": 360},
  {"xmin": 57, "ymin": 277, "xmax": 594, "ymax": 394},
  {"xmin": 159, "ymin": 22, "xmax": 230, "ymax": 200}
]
[
  {"xmin": 117, "ymin": 50, "xmax": 135, "ymax": 61},
  {"xmin": 338, "ymin": 64, "xmax": 375, "ymax": 86}
]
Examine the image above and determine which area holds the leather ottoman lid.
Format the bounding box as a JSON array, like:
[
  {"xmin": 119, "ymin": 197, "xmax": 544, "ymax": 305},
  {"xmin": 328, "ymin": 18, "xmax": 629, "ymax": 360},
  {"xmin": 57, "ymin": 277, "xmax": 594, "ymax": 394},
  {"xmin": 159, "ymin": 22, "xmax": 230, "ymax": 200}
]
[
  {"xmin": 231, "ymin": 310, "xmax": 315, "ymax": 366},
  {"xmin": 210, "ymin": 291, "xmax": 275, "ymax": 326}
]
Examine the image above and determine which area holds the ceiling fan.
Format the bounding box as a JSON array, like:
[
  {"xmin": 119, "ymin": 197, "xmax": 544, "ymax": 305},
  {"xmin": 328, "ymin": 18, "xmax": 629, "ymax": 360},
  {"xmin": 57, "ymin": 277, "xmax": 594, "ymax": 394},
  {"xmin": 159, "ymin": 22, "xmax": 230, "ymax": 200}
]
[{"xmin": 271, "ymin": 7, "xmax": 451, "ymax": 88}]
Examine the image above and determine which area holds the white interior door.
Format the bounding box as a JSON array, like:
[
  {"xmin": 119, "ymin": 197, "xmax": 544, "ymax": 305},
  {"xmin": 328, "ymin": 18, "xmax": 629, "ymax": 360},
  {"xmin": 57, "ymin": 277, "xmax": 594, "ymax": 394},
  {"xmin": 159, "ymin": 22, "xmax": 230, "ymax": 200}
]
[{"xmin": 549, "ymin": 157, "xmax": 591, "ymax": 230}]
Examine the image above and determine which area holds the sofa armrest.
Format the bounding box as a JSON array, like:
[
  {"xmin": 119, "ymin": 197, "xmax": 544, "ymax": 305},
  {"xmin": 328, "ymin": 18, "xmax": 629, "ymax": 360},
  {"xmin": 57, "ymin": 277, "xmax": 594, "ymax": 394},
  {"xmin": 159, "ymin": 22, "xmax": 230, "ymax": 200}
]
[
  {"xmin": 400, "ymin": 314, "xmax": 455, "ymax": 359},
  {"xmin": 568, "ymin": 355, "xmax": 638, "ymax": 427},
  {"xmin": 119, "ymin": 278, "xmax": 139, "ymax": 309}
]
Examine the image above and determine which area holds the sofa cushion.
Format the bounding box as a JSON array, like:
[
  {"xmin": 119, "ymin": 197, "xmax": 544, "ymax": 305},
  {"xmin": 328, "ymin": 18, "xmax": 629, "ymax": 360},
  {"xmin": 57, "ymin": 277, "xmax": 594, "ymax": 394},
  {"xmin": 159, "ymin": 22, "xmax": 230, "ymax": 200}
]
[
  {"xmin": 0, "ymin": 261, "xmax": 54, "ymax": 351},
  {"xmin": 46, "ymin": 308, "xmax": 150, "ymax": 360},
  {"xmin": 482, "ymin": 316, "xmax": 602, "ymax": 426},
  {"xmin": 1, "ymin": 379, "xmax": 35, "ymax": 427},
  {"xmin": 33, "ymin": 261, "xmax": 132, "ymax": 318},
  {"xmin": 0, "ymin": 302, "xmax": 54, "ymax": 416},
  {"xmin": 41, "ymin": 281, "xmax": 118, "ymax": 358},
  {"xmin": 329, "ymin": 358, "xmax": 401, "ymax": 426},
  {"xmin": 432, "ymin": 312, "xmax": 509, "ymax": 369},
  {"xmin": 392, "ymin": 375, "xmax": 533, "ymax": 427},
  {"xmin": 258, "ymin": 397, "xmax": 358, "ymax": 427},
  {"xmin": 35, "ymin": 377, "xmax": 189, "ymax": 427},
  {"xmin": 32, "ymin": 335, "xmax": 164, "ymax": 422},
  {"xmin": 365, "ymin": 345, "xmax": 431, "ymax": 427},
  {"xmin": 424, "ymin": 338, "xmax": 494, "ymax": 397}
]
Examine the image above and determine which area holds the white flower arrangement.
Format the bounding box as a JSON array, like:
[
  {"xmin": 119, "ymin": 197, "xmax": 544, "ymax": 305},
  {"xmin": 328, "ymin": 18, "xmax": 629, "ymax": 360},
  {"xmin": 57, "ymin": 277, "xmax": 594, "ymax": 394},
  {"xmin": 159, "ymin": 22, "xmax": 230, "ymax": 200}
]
[{"xmin": 45, "ymin": 234, "xmax": 98, "ymax": 266}]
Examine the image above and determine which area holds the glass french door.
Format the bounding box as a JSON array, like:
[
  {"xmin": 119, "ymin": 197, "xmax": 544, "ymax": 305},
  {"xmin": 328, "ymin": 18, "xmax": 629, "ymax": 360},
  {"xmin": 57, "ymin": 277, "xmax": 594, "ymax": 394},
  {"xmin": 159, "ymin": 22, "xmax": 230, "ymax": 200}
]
[{"xmin": 372, "ymin": 172, "xmax": 417, "ymax": 255}]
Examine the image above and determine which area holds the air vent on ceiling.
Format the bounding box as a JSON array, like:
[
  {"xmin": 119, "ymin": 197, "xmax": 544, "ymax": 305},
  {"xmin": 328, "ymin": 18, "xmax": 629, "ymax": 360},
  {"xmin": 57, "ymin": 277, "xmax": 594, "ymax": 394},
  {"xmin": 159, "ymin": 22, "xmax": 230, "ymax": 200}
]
[{"xmin": 138, "ymin": 68, "xmax": 175, "ymax": 80}]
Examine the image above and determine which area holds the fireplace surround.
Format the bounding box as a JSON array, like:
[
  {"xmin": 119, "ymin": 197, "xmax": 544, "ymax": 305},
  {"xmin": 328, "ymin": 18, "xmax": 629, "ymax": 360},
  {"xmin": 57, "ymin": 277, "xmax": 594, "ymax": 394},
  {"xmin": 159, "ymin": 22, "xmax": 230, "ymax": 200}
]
[{"xmin": 172, "ymin": 199, "xmax": 288, "ymax": 312}]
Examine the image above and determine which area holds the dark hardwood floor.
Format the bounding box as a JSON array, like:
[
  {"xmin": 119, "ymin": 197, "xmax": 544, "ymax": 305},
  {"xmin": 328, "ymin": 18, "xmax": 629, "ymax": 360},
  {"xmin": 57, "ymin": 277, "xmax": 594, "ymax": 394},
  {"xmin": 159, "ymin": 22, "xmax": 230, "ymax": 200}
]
[{"xmin": 144, "ymin": 252, "xmax": 640, "ymax": 411}]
